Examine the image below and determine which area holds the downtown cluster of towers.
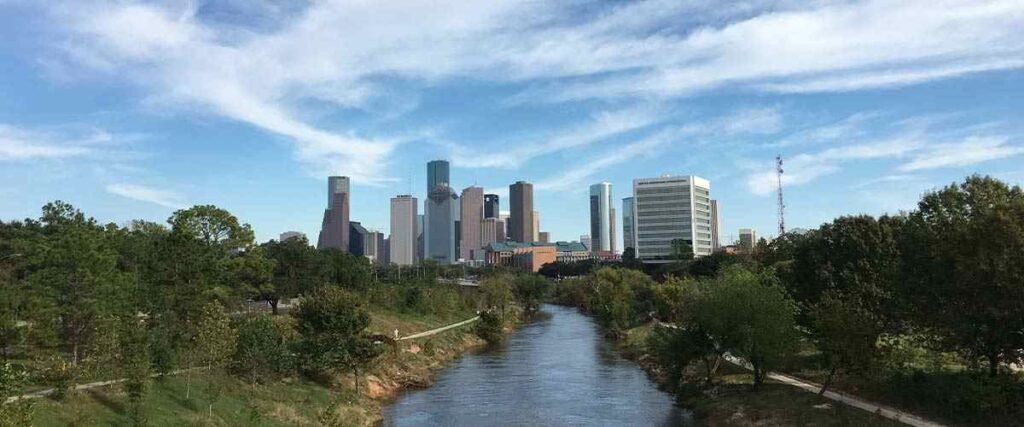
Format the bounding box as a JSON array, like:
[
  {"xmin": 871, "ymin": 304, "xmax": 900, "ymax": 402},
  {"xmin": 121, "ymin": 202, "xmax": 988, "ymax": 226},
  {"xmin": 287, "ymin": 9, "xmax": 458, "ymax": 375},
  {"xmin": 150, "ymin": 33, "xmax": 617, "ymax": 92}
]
[{"xmin": 307, "ymin": 160, "xmax": 737, "ymax": 266}]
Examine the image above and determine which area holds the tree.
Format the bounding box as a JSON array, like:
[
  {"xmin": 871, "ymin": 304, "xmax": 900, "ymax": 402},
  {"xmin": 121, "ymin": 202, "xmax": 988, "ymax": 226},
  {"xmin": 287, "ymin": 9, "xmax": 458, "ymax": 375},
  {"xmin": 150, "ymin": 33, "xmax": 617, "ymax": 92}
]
[
  {"xmin": 588, "ymin": 268, "xmax": 650, "ymax": 334},
  {"xmin": 120, "ymin": 316, "xmax": 150, "ymax": 425},
  {"xmin": 232, "ymin": 315, "xmax": 296, "ymax": 385},
  {"xmin": 698, "ymin": 266, "xmax": 798, "ymax": 389},
  {"xmin": 480, "ymin": 275, "xmax": 514, "ymax": 322},
  {"xmin": 292, "ymin": 287, "xmax": 380, "ymax": 387},
  {"xmin": 902, "ymin": 176, "xmax": 1024, "ymax": 375},
  {"xmin": 261, "ymin": 237, "xmax": 322, "ymax": 314},
  {"xmin": 810, "ymin": 291, "xmax": 883, "ymax": 394},
  {"xmin": 669, "ymin": 239, "xmax": 694, "ymax": 261},
  {"xmin": 513, "ymin": 275, "xmax": 550, "ymax": 311},
  {"xmin": 186, "ymin": 301, "xmax": 236, "ymax": 399},
  {"xmin": 227, "ymin": 247, "xmax": 275, "ymax": 310},
  {"xmin": 320, "ymin": 249, "xmax": 372, "ymax": 291},
  {"xmin": 474, "ymin": 310, "xmax": 505, "ymax": 344},
  {"xmin": 168, "ymin": 205, "xmax": 254, "ymax": 250}
]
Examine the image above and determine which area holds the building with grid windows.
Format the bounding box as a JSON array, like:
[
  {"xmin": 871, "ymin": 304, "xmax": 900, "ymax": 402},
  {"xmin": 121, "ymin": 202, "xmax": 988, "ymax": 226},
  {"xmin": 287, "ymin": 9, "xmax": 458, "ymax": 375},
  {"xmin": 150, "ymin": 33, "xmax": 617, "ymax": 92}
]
[{"xmin": 632, "ymin": 175, "xmax": 713, "ymax": 261}]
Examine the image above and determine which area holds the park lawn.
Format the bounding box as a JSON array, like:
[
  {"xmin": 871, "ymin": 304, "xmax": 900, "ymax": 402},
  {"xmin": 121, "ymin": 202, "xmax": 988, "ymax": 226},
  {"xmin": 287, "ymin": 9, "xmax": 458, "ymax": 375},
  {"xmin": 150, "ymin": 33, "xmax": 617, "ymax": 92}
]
[
  {"xmin": 621, "ymin": 324, "xmax": 904, "ymax": 427},
  {"xmin": 30, "ymin": 307, "xmax": 485, "ymax": 427}
]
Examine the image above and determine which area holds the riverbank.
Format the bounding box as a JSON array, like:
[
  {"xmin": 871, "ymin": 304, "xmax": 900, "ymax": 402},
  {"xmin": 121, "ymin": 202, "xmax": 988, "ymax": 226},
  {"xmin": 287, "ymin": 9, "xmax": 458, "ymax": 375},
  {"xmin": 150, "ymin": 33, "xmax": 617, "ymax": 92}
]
[
  {"xmin": 29, "ymin": 307, "xmax": 508, "ymax": 426},
  {"xmin": 619, "ymin": 323, "xmax": 904, "ymax": 426}
]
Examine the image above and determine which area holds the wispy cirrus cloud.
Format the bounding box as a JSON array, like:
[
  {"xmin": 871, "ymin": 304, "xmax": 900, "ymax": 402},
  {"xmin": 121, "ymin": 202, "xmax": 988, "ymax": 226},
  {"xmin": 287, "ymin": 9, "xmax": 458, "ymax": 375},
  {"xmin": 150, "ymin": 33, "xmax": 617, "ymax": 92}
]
[
  {"xmin": 0, "ymin": 124, "xmax": 128, "ymax": 161},
  {"xmin": 38, "ymin": 0, "xmax": 1024, "ymax": 184},
  {"xmin": 898, "ymin": 136, "xmax": 1024, "ymax": 172},
  {"xmin": 535, "ymin": 130, "xmax": 676, "ymax": 192},
  {"xmin": 105, "ymin": 183, "xmax": 188, "ymax": 210}
]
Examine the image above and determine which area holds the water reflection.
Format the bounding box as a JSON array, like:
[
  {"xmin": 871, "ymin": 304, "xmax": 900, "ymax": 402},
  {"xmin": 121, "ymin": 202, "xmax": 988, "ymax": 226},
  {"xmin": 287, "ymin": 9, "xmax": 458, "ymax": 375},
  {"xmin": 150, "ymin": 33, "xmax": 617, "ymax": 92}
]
[{"xmin": 384, "ymin": 304, "xmax": 692, "ymax": 426}]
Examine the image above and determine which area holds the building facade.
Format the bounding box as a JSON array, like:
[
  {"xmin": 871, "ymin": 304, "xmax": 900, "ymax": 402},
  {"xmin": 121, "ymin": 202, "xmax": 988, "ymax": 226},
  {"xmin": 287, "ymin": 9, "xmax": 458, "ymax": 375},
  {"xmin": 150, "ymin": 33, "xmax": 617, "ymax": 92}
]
[
  {"xmin": 317, "ymin": 176, "xmax": 350, "ymax": 251},
  {"xmin": 739, "ymin": 228, "xmax": 757, "ymax": 251},
  {"xmin": 710, "ymin": 199, "xmax": 721, "ymax": 252},
  {"xmin": 279, "ymin": 231, "xmax": 306, "ymax": 242},
  {"xmin": 538, "ymin": 231, "xmax": 550, "ymax": 243},
  {"xmin": 580, "ymin": 234, "xmax": 591, "ymax": 251},
  {"xmin": 389, "ymin": 195, "xmax": 417, "ymax": 265},
  {"xmin": 633, "ymin": 175, "xmax": 713, "ymax": 261},
  {"xmin": 589, "ymin": 182, "xmax": 614, "ymax": 253},
  {"xmin": 459, "ymin": 186, "xmax": 484, "ymax": 261},
  {"xmin": 349, "ymin": 222, "xmax": 368, "ymax": 256},
  {"xmin": 427, "ymin": 160, "xmax": 449, "ymax": 192},
  {"xmin": 508, "ymin": 181, "xmax": 535, "ymax": 243},
  {"xmin": 622, "ymin": 197, "xmax": 635, "ymax": 251},
  {"xmin": 484, "ymin": 194, "xmax": 499, "ymax": 219}
]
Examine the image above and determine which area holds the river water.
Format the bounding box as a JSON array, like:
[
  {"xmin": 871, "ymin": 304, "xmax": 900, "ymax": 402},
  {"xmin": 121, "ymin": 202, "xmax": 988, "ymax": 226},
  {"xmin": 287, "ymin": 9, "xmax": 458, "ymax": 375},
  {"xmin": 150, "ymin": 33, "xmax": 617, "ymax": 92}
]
[{"xmin": 383, "ymin": 304, "xmax": 693, "ymax": 426}]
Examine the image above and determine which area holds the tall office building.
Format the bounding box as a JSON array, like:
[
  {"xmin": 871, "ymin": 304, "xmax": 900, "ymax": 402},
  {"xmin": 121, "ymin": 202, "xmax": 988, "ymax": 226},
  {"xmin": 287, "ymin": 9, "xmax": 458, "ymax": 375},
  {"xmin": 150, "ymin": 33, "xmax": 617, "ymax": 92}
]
[
  {"xmin": 389, "ymin": 195, "xmax": 417, "ymax": 265},
  {"xmin": 484, "ymin": 194, "xmax": 499, "ymax": 219},
  {"xmin": 508, "ymin": 181, "xmax": 534, "ymax": 243},
  {"xmin": 416, "ymin": 214, "xmax": 424, "ymax": 262},
  {"xmin": 580, "ymin": 234, "xmax": 592, "ymax": 251},
  {"xmin": 349, "ymin": 222, "xmax": 369, "ymax": 256},
  {"xmin": 427, "ymin": 160, "xmax": 450, "ymax": 192},
  {"xmin": 365, "ymin": 230, "xmax": 385, "ymax": 262},
  {"xmin": 633, "ymin": 175, "xmax": 713, "ymax": 261},
  {"xmin": 316, "ymin": 176, "xmax": 350, "ymax": 251},
  {"xmin": 739, "ymin": 228, "xmax": 757, "ymax": 251},
  {"xmin": 589, "ymin": 182, "xmax": 614, "ymax": 253},
  {"xmin": 460, "ymin": 186, "xmax": 484, "ymax": 261},
  {"xmin": 425, "ymin": 161, "xmax": 457, "ymax": 264},
  {"xmin": 622, "ymin": 197, "xmax": 635, "ymax": 251},
  {"xmin": 710, "ymin": 200, "xmax": 721, "ymax": 251},
  {"xmin": 481, "ymin": 217, "xmax": 503, "ymax": 247}
]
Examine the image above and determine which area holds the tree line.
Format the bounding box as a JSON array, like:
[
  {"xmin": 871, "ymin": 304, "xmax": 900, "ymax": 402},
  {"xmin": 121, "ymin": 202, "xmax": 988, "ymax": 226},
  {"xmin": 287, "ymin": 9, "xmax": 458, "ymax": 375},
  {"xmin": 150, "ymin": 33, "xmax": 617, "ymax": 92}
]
[
  {"xmin": 551, "ymin": 175, "xmax": 1024, "ymax": 424},
  {"xmin": 0, "ymin": 201, "xmax": 480, "ymax": 424}
]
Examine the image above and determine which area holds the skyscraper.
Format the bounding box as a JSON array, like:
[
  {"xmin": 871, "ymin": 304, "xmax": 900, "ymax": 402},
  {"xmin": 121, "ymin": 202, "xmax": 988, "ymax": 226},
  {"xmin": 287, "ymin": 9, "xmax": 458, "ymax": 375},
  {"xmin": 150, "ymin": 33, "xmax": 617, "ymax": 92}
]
[
  {"xmin": 622, "ymin": 196, "xmax": 635, "ymax": 251},
  {"xmin": 589, "ymin": 182, "xmax": 614, "ymax": 253},
  {"xmin": 427, "ymin": 160, "xmax": 450, "ymax": 192},
  {"xmin": 633, "ymin": 175, "xmax": 713, "ymax": 261},
  {"xmin": 484, "ymin": 194, "xmax": 499, "ymax": 219},
  {"xmin": 509, "ymin": 181, "xmax": 534, "ymax": 243},
  {"xmin": 710, "ymin": 199, "xmax": 721, "ymax": 251},
  {"xmin": 349, "ymin": 222, "xmax": 368, "ymax": 256},
  {"xmin": 425, "ymin": 161, "xmax": 457, "ymax": 264},
  {"xmin": 390, "ymin": 195, "xmax": 417, "ymax": 265},
  {"xmin": 532, "ymin": 211, "xmax": 540, "ymax": 242},
  {"xmin": 739, "ymin": 228, "xmax": 756, "ymax": 251},
  {"xmin": 460, "ymin": 186, "xmax": 484, "ymax": 261},
  {"xmin": 317, "ymin": 176, "xmax": 350, "ymax": 251},
  {"xmin": 481, "ymin": 217, "xmax": 502, "ymax": 248}
]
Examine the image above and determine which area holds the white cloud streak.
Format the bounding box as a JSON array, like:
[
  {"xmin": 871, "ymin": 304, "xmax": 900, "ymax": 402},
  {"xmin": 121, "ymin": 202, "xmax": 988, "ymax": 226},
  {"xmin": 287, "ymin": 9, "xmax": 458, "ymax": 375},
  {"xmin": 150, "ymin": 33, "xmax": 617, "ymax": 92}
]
[
  {"xmin": 40, "ymin": 0, "xmax": 1024, "ymax": 182},
  {"xmin": 0, "ymin": 124, "xmax": 121, "ymax": 161},
  {"xmin": 105, "ymin": 183, "xmax": 188, "ymax": 209},
  {"xmin": 535, "ymin": 130, "xmax": 675, "ymax": 192}
]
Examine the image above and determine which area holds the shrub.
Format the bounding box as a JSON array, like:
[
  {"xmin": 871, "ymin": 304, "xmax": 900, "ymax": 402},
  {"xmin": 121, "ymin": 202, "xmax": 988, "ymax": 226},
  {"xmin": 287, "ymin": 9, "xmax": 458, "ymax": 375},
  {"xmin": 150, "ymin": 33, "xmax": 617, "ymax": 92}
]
[{"xmin": 475, "ymin": 310, "xmax": 504, "ymax": 344}]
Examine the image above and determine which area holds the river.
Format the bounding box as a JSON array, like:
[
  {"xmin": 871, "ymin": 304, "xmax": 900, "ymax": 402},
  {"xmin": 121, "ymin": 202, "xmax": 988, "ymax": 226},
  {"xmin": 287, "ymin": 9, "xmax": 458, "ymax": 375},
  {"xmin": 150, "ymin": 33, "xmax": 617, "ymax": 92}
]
[{"xmin": 383, "ymin": 304, "xmax": 693, "ymax": 426}]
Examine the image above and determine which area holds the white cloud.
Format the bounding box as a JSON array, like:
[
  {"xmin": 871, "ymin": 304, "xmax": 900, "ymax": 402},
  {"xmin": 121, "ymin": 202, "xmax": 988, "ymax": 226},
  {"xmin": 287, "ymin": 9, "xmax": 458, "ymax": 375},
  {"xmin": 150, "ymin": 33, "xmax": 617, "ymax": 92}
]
[
  {"xmin": 534, "ymin": 130, "xmax": 675, "ymax": 192},
  {"xmin": 41, "ymin": 0, "xmax": 1024, "ymax": 183},
  {"xmin": 105, "ymin": 183, "xmax": 188, "ymax": 209},
  {"xmin": 0, "ymin": 124, "xmax": 124, "ymax": 161},
  {"xmin": 899, "ymin": 136, "xmax": 1024, "ymax": 171}
]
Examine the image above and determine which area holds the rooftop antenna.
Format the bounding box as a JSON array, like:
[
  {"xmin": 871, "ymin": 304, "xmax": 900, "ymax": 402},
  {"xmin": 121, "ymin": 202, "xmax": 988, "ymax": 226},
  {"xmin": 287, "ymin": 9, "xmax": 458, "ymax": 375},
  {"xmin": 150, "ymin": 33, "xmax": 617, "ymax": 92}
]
[{"xmin": 776, "ymin": 154, "xmax": 785, "ymax": 237}]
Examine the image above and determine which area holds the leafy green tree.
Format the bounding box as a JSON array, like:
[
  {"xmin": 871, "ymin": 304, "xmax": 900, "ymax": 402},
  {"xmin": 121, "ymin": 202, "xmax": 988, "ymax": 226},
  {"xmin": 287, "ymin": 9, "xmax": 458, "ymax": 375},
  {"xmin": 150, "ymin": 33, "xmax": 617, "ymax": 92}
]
[
  {"xmin": 790, "ymin": 215, "xmax": 903, "ymax": 329},
  {"xmin": 669, "ymin": 239, "xmax": 694, "ymax": 261},
  {"xmin": 168, "ymin": 205, "xmax": 254, "ymax": 250},
  {"xmin": 810, "ymin": 291, "xmax": 883, "ymax": 394},
  {"xmin": 232, "ymin": 315, "xmax": 296, "ymax": 385},
  {"xmin": 261, "ymin": 237, "xmax": 322, "ymax": 313},
  {"xmin": 512, "ymin": 275, "xmax": 550, "ymax": 311},
  {"xmin": 588, "ymin": 268, "xmax": 649, "ymax": 334},
  {"xmin": 227, "ymin": 247, "xmax": 275, "ymax": 309},
  {"xmin": 320, "ymin": 249, "xmax": 372, "ymax": 291},
  {"xmin": 480, "ymin": 275, "xmax": 514, "ymax": 322},
  {"xmin": 0, "ymin": 362, "xmax": 35, "ymax": 426},
  {"xmin": 698, "ymin": 266, "xmax": 798, "ymax": 389},
  {"xmin": 186, "ymin": 301, "xmax": 236, "ymax": 399},
  {"xmin": 119, "ymin": 316, "xmax": 150, "ymax": 426},
  {"xmin": 902, "ymin": 176, "xmax": 1024, "ymax": 375},
  {"xmin": 292, "ymin": 287, "xmax": 380, "ymax": 386},
  {"xmin": 474, "ymin": 310, "xmax": 505, "ymax": 344}
]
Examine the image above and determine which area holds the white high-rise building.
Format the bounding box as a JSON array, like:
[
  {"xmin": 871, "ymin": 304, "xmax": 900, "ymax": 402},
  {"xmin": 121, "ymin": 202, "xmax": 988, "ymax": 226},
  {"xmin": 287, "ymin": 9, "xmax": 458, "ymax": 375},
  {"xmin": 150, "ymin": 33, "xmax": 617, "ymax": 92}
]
[
  {"xmin": 589, "ymin": 182, "xmax": 614, "ymax": 253},
  {"xmin": 389, "ymin": 195, "xmax": 417, "ymax": 265},
  {"xmin": 633, "ymin": 175, "xmax": 713, "ymax": 261}
]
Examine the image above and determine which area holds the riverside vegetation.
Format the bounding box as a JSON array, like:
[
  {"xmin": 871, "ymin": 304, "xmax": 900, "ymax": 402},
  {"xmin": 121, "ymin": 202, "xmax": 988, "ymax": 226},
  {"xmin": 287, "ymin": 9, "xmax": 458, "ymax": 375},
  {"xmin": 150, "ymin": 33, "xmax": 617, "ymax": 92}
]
[
  {"xmin": 0, "ymin": 201, "xmax": 538, "ymax": 426},
  {"xmin": 548, "ymin": 175, "xmax": 1024, "ymax": 426}
]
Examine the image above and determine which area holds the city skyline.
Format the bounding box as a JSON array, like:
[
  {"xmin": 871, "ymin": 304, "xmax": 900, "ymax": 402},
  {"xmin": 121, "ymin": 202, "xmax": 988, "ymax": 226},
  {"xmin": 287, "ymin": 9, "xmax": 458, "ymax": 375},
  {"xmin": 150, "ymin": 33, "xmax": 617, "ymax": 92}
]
[{"xmin": 2, "ymin": 1, "xmax": 1024, "ymax": 248}]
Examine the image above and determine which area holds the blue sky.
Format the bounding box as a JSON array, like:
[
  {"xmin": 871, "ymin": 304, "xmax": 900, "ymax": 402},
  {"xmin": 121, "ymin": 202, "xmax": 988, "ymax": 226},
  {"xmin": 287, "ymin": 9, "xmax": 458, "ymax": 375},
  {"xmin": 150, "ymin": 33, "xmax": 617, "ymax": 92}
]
[{"xmin": 2, "ymin": 0, "xmax": 1024, "ymax": 246}]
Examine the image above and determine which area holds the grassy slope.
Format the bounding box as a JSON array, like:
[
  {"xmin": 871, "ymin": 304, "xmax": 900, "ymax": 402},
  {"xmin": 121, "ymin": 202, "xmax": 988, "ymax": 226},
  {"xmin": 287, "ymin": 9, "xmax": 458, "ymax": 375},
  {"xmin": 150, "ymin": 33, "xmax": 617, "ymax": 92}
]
[
  {"xmin": 31, "ymin": 308, "xmax": 484, "ymax": 427},
  {"xmin": 621, "ymin": 324, "xmax": 904, "ymax": 427}
]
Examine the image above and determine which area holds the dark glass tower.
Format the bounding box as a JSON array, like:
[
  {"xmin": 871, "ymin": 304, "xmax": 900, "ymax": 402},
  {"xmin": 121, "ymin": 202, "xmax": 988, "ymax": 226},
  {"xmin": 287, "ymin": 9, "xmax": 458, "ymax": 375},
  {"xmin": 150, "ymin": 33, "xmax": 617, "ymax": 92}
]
[
  {"xmin": 484, "ymin": 194, "xmax": 499, "ymax": 219},
  {"xmin": 427, "ymin": 160, "xmax": 450, "ymax": 193}
]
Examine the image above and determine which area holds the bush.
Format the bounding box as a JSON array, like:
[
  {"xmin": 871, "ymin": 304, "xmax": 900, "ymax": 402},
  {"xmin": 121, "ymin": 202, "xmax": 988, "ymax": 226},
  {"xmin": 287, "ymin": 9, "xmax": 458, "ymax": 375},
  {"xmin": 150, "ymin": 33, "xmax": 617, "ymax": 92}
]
[
  {"xmin": 292, "ymin": 287, "xmax": 380, "ymax": 381},
  {"xmin": 888, "ymin": 370, "xmax": 1024, "ymax": 423},
  {"xmin": 475, "ymin": 310, "xmax": 504, "ymax": 344}
]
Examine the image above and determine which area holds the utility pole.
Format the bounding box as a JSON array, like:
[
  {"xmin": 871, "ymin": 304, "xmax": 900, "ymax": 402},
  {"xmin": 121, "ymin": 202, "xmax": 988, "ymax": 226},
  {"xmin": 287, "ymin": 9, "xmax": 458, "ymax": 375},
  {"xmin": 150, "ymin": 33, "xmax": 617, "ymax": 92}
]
[{"xmin": 776, "ymin": 155, "xmax": 786, "ymax": 237}]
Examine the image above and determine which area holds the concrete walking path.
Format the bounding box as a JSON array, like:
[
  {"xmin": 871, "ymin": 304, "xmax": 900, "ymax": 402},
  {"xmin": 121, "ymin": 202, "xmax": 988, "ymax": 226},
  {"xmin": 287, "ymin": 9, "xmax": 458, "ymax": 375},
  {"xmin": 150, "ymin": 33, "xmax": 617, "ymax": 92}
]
[{"xmin": 396, "ymin": 316, "xmax": 480, "ymax": 341}]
